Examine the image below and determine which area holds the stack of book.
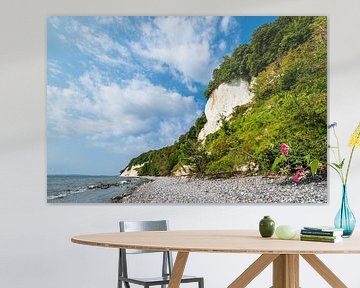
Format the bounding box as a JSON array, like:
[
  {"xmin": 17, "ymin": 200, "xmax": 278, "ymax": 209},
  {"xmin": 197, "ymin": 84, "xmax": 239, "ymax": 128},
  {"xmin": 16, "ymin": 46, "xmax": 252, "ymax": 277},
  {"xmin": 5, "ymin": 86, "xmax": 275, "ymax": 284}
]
[{"xmin": 300, "ymin": 226, "xmax": 344, "ymax": 243}]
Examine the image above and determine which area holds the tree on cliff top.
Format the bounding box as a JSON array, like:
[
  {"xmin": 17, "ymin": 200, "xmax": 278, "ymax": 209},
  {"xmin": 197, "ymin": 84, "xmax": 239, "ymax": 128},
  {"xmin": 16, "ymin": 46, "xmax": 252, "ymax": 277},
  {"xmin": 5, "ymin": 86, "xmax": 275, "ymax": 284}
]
[{"xmin": 204, "ymin": 16, "xmax": 315, "ymax": 98}]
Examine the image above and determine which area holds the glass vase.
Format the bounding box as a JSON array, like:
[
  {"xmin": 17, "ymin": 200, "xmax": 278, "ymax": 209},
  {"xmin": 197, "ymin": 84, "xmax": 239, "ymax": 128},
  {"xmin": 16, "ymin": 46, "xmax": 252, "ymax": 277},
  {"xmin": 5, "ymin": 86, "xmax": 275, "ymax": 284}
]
[{"xmin": 334, "ymin": 185, "xmax": 356, "ymax": 237}]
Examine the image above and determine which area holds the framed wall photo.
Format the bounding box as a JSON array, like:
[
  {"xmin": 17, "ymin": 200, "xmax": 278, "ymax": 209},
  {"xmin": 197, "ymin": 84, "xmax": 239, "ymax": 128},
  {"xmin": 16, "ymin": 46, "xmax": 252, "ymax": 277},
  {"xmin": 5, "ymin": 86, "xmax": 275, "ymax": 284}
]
[{"xmin": 47, "ymin": 16, "xmax": 327, "ymax": 204}]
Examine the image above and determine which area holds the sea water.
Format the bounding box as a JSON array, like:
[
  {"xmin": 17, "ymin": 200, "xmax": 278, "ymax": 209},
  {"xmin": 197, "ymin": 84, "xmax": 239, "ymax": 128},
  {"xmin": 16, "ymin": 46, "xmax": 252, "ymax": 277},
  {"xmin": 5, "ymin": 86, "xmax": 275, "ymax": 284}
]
[{"xmin": 47, "ymin": 175, "xmax": 146, "ymax": 203}]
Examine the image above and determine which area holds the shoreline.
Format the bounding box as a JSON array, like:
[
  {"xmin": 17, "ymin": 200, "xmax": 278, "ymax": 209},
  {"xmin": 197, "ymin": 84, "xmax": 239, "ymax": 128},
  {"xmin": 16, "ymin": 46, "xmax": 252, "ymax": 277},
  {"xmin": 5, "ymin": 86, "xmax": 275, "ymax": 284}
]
[
  {"xmin": 114, "ymin": 175, "xmax": 327, "ymax": 204},
  {"xmin": 111, "ymin": 176, "xmax": 155, "ymax": 203}
]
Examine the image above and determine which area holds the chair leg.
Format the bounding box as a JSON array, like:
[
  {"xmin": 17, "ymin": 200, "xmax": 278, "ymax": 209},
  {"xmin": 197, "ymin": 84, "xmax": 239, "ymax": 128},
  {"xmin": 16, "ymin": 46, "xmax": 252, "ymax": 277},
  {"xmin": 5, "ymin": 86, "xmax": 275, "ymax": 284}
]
[
  {"xmin": 118, "ymin": 279, "xmax": 130, "ymax": 288},
  {"xmin": 118, "ymin": 249, "xmax": 122, "ymax": 288},
  {"xmin": 199, "ymin": 278, "xmax": 204, "ymax": 288}
]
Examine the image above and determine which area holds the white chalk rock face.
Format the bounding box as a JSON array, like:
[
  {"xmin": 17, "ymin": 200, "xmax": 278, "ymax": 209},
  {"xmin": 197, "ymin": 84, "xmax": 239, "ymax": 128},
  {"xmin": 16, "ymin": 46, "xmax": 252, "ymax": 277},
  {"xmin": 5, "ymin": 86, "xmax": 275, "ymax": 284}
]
[
  {"xmin": 172, "ymin": 165, "xmax": 192, "ymax": 176},
  {"xmin": 198, "ymin": 79, "xmax": 254, "ymax": 141},
  {"xmin": 120, "ymin": 163, "xmax": 145, "ymax": 177}
]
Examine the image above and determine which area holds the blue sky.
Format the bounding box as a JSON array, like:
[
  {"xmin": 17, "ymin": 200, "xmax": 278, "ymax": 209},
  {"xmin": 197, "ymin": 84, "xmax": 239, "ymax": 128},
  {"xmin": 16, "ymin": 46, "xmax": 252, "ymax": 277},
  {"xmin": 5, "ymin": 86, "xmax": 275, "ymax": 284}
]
[{"xmin": 47, "ymin": 16, "xmax": 277, "ymax": 175}]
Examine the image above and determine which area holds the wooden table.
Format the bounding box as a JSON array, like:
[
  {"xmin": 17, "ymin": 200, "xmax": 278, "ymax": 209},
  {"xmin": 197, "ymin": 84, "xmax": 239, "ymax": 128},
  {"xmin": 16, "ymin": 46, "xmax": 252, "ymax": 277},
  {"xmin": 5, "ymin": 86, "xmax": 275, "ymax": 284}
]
[{"xmin": 71, "ymin": 230, "xmax": 360, "ymax": 288}]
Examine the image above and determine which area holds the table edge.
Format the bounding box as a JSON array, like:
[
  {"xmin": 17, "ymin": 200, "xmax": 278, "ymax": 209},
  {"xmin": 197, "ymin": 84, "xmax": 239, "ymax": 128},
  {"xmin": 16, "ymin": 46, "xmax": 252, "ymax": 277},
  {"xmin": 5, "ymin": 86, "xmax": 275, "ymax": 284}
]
[{"xmin": 71, "ymin": 234, "xmax": 360, "ymax": 255}]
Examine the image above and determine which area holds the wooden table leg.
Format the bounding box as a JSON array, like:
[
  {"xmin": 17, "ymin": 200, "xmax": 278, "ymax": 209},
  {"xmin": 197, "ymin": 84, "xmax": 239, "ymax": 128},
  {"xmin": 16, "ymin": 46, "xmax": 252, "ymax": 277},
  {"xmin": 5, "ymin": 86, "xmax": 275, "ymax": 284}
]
[
  {"xmin": 301, "ymin": 254, "xmax": 347, "ymax": 288},
  {"xmin": 229, "ymin": 253, "xmax": 347, "ymax": 288},
  {"xmin": 272, "ymin": 254, "xmax": 299, "ymax": 288},
  {"xmin": 228, "ymin": 254, "xmax": 279, "ymax": 288},
  {"xmin": 168, "ymin": 252, "xmax": 189, "ymax": 288}
]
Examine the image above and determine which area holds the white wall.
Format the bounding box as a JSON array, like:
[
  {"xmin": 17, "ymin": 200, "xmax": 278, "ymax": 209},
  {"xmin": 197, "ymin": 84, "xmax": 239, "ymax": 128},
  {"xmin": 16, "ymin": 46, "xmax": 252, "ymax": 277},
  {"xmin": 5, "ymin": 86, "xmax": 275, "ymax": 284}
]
[{"xmin": 1, "ymin": 0, "xmax": 360, "ymax": 287}]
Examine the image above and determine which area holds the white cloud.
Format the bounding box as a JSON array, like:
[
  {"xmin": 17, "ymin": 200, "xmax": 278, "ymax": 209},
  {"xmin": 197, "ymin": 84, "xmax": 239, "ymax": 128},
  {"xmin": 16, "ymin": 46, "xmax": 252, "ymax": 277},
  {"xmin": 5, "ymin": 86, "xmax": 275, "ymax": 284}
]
[
  {"xmin": 95, "ymin": 16, "xmax": 125, "ymax": 25},
  {"xmin": 219, "ymin": 39, "xmax": 227, "ymax": 51},
  {"xmin": 57, "ymin": 34, "xmax": 67, "ymax": 42},
  {"xmin": 48, "ymin": 60, "xmax": 63, "ymax": 77},
  {"xmin": 74, "ymin": 21, "xmax": 130, "ymax": 66},
  {"xmin": 48, "ymin": 16, "xmax": 60, "ymax": 29},
  {"xmin": 52, "ymin": 19, "xmax": 131, "ymax": 67},
  {"xmin": 48, "ymin": 16, "xmax": 231, "ymax": 93},
  {"xmin": 220, "ymin": 16, "xmax": 231, "ymax": 34},
  {"xmin": 132, "ymin": 16, "xmax": 217, "ymax": 88},
  {"xmin": 47, "ymin": 70, "xmax": 201, "ymax": 155}
]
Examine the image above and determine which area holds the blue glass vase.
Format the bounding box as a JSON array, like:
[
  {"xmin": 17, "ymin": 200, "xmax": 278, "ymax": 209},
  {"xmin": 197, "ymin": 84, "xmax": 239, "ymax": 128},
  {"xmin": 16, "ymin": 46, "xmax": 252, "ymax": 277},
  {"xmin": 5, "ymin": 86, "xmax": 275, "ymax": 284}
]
[{"xmin": 334, "ymin": 185, "xmax": 356, "ymax": 237}]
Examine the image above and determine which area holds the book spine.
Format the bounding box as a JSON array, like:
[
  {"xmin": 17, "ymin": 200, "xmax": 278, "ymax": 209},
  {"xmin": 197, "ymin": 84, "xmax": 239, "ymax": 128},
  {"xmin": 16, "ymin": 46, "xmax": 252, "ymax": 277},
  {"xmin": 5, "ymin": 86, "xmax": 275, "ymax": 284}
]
[
  {"xmin": 300, "ymin": 233, "xmax": 337, "ymax": 239},
  {"xmin": 300, "ymin": 237, "xmax": 337, "ymax": 243},
  {"xmin": 301, "ymin": 230, "xmax": 336, "ymax": 236}
]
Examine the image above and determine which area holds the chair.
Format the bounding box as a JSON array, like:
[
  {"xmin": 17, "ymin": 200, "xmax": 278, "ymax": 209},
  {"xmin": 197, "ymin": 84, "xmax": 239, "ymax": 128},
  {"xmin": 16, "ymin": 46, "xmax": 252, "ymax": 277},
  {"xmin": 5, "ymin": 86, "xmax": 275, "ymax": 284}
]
[{"xmin": 118, "ymin": 220, "xmax": 204, "ymax": 288}]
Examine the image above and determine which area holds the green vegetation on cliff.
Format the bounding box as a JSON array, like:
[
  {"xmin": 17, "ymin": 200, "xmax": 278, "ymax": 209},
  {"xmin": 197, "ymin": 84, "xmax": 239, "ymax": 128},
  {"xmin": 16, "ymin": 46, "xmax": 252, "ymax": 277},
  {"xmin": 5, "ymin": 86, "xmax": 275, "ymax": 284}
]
[
  {"xmin": 122, "ymin": 16, "xmax": 327, "ymax": 177},
  {"xmin": 124, "ymin": 114, "xmax": 207, "ymax": 176},
  {"xmin": 205, "ymin": 16, "xmax": 317, "ymax": 98}
]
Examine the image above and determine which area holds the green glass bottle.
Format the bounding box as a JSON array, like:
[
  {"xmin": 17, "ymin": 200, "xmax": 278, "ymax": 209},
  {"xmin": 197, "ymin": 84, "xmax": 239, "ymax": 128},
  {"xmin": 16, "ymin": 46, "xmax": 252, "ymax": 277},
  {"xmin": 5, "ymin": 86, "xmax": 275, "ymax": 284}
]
[{"xmin": 259, "ymin": 216, "xmax": 275, "ymax": 238}]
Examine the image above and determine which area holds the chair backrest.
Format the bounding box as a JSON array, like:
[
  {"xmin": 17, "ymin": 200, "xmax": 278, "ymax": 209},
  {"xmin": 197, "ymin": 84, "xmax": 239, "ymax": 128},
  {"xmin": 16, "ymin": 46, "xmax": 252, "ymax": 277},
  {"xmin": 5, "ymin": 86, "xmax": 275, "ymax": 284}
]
[
  {"xmin": 120, "ymin": 220, "xmax": 168, "ymax": 232},
  {"xmin": 118, "ymin": 220, "xmax": 173, "ymax": 283},
  {"xmin": 119, "ymin": 220, "xmax": 169, "ymax": 254}
]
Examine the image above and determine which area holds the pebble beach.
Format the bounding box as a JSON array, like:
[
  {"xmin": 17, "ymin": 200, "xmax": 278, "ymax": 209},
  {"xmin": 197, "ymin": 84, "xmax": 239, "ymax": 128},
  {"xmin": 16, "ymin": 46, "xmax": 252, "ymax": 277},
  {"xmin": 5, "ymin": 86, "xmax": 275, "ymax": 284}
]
[{"xmin": 115, "ymin": 175, "xmax": 327, "ymax": 204}]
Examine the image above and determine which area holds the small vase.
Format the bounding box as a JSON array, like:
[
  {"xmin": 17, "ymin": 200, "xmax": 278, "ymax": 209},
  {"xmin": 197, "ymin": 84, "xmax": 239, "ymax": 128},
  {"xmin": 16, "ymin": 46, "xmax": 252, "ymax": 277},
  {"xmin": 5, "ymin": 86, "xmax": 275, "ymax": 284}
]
[
  {"xmin": 334, "ymin": 185, "xmax": 356, "ymax": 237},
  {"xmin": 259, "ymin": 216, "xmax": 275, "ymax": 237}
]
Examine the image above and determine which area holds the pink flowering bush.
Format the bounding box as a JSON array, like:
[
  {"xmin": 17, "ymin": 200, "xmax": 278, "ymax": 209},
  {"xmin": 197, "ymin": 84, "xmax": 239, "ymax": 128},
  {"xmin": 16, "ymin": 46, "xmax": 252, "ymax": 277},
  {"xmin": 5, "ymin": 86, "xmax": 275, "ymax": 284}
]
[
  {"xmin": 279, "ymin": 143, "xmax": 289, "ymax": 155},
  {"xmin": 293, "ymin": 169, "xmax": 305, "ymax": 183},
  {"xmin": 272, "ymin": 143, "xmax": 319, "ymax": 183}
]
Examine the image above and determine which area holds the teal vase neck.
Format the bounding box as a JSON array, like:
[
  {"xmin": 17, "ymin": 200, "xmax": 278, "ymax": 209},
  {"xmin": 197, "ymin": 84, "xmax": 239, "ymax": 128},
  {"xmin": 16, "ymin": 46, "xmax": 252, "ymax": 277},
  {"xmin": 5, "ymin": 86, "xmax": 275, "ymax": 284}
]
[{"xmin": 342, "ymin": 184, "xmax": 348, "ymax": 202}]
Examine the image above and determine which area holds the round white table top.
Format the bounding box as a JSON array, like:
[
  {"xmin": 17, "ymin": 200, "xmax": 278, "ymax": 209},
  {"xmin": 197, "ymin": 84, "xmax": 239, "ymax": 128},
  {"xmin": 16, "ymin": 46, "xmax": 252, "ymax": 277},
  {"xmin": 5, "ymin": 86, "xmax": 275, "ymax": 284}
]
[{"xmin": 71, "ymin": 230, "xmax": 360, "ymax": 254}]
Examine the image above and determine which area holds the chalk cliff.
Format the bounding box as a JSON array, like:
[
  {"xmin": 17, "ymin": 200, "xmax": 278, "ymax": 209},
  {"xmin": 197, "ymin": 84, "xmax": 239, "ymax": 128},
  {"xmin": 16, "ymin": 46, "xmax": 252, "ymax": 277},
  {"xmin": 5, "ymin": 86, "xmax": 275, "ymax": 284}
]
[
  {"xmin": 120, "ymin": 163, "xmax": 144, "ymax": 177},
  {"xmin": 198, "ymin": 79, "xmax": 254, "ymax": 141}
]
